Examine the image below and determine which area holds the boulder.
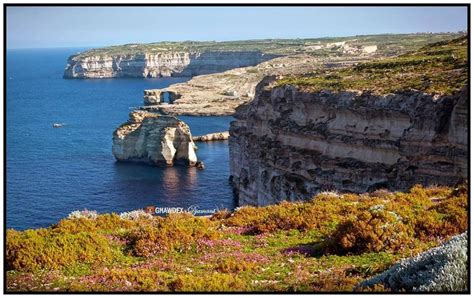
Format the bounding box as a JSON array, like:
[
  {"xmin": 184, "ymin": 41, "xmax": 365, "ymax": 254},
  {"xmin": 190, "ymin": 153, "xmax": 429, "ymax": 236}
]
[{"xmin": 358, "ymin": 233, "xmax": 468, "ymax": 292}]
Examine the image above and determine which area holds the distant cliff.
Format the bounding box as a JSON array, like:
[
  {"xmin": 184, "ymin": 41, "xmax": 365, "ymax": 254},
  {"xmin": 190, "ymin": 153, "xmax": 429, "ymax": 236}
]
[
  {"xmin": 64, "ymin": 51, "xmax": 277, "ymax": 78},
  {"xmin": 229, "ymin": 36, "xmax": 468, "ymax": 206}
]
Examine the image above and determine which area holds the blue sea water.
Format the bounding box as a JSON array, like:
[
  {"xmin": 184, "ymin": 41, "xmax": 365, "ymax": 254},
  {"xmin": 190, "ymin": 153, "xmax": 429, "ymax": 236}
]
[{"xmin": 6, "ymin": 48, "xmax": 237, "ymax": 230}]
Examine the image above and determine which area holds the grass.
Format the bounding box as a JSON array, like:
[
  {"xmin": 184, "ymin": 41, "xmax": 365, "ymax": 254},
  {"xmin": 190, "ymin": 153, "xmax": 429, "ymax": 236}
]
[
  {"xmin": 276, "ymin": 35, "xmax": 467, "ymax": 95},
  {"xmin": 6, "ymin": 183, "xmax": 467, "ymax": 292}
]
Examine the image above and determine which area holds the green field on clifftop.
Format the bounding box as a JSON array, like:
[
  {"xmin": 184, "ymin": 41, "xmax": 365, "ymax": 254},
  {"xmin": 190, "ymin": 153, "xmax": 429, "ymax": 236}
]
[{"xmin": 277, "ymin": 35, "xmax": 467, "ymax": 95}]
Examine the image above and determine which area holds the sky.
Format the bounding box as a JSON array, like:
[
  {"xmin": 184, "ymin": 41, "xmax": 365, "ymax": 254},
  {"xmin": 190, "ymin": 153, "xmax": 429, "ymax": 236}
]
[{"xmin": 6, "ymin": 6, "xmax": 468, "ymax": 49}]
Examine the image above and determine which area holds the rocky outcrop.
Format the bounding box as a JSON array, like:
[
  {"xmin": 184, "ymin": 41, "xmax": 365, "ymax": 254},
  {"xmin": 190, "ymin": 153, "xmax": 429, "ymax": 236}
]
[
  {"xmin": 358, "ymin": 232, "xmax": 468, "ymax": 292},
  {"xmin": 112, "ymin": 110, "xmax": 198, "ymax": 166},
  {"xmin": 64, "ymin": 51, "xmax": 276, "ymax": 79},
  {"xmin": 229, "ymin": 78, "xmax": 468, "ymax": 206},
  {"xmin": 142, "ymin": 55, "xmax": 368, "ymax": 116},
  {"xmin": 193, "ymin": 131, "xmax": 229, "ymax": 142}
]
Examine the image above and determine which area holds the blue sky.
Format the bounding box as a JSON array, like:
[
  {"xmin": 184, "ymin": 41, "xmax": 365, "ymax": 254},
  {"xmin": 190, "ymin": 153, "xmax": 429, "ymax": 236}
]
[{"xmin": 7, "ymin": 6, "xmax": 468, "ymax": 49}]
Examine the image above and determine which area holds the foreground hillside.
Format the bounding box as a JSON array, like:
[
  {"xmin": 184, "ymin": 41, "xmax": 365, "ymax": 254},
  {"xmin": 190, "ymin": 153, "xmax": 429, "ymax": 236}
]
[{"xmin": 6, "ymin": 184, "xmax": 467, "ymax": 292}]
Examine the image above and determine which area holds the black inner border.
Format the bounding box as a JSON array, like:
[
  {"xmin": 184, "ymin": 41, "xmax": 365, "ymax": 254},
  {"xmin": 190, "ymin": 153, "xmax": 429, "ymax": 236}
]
[{"xmin": 2, "ymin": 2, "xmax": 471, "ymax": 295}]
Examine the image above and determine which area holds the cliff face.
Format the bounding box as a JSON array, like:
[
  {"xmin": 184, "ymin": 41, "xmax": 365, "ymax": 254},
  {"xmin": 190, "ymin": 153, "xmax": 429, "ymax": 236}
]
[
  {"xmin": 229, "ymin": 79, "xmax": 468, "ymax": 206},
  {"xmin": 64, "ymin": 51, "xmax": 276, "ymax": 79},
  {"xmin": 112, "ymin": 110, "xmax": 197, "ymax": 166}
]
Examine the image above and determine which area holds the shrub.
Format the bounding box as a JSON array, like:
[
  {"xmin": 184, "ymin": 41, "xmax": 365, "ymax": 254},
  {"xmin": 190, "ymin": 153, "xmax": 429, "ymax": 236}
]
[
  {"xmin": 168, "ymin": 273, "xmax": 248, "ymax": 291},
  {"xmin": 6, "ymin": 229, "xmax": 114, "ymax": 272},
  {"xmin": 416, "ymin": 195, "xmax": 468, "ymax": 241},
  {"xmin": 53, "ymin": 213, "xmax": 140, "ymax": 234},
  {"xmin": 224, "ymin": 194, "xmax": 359, "ymax": 235},
  {"xmin": 128, "ymin": 213, "xmax": 220, "ymax": 257},
  {"xmin": 214, "ymin": 258, "xmax": 256, "ymax": 273},
  {"xmin": 327, "ymin": 209, "xmax": 412, "ymax": 254}
]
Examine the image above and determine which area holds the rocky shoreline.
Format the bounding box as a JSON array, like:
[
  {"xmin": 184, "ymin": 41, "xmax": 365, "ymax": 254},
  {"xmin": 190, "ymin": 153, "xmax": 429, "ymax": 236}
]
[{"xmin": 193, "ymin": 131, "xmax": 229, "ymax": 142}]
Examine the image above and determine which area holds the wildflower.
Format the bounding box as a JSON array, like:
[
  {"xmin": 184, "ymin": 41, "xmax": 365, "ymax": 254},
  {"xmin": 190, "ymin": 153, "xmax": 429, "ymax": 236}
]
[
  {"xmin": 67, "ymin": 209, "xmax": 98, "ymax": 220},
  {"xmin": 119, "ymin": 210, "xmax": 153, "ymax": 220}
]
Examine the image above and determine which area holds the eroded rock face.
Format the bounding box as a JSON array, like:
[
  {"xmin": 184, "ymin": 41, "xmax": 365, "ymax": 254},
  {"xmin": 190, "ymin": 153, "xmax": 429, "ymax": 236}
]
[
  {"xmin": 229, "ymin": 78, "xmax": 468, "ymax": 206},
  {"xmin": 64, "ymin": 51, "xmax": 276, "ymax": 79},
  {"xmin": 112, "ymin": 110, "xmax": 197, "ymax": 166}
]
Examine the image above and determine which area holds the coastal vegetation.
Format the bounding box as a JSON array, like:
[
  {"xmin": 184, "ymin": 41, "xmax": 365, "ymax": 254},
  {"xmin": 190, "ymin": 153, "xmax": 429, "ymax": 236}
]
[
  {"xmin": 277, "ymin": 35, "xmax": 467, "ymax": 95},
  {"xmin": 6, "ymin": 184, "xmax": 467, "ymax": 292}
]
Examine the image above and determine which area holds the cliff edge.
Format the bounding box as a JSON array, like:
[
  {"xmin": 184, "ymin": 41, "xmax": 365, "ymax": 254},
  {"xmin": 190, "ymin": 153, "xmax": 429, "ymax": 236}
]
[{"xmin": 229, "ymin": 36, "xmax": 468, "ymax": 206}]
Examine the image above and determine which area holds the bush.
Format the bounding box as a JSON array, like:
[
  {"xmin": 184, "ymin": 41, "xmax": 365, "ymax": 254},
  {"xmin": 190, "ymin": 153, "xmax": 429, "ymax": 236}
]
[
  {"xmin": 6, "ymin": 229, "xmax": 114, "ymax": 272},
  {"xmin": 224, "ymin": 194, "xmax": 359, "ymax": 235},
  {"xmin": 128, "ymin": 213, "xmax": 220, "ymax": 257},
  {"xmin": 214, "ymin": 258, "xmax": 256, "ymax": 273},
  {"xmin": 168, "ymin": 273, "xmax": 248, "ymax": 291},
  {"xmin": 53, "ymin": 213, "xmax": 141, "ymax": 234},
  {"xmin": 327, "ymin": 209, "xmax": 412, "ymax": 254}
]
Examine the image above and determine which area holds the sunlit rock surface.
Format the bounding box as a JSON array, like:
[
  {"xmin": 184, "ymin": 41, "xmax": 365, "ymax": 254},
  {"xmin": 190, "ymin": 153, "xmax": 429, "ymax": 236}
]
[{"xmin": 112, "ymin": 110, "xmax": 197, "ymax": 166}]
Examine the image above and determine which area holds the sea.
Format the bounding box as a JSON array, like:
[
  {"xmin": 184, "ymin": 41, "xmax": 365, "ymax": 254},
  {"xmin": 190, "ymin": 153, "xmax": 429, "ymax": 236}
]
[{"xmin": 6, "ymin": 48, "xmax": 237, "ymax": 230}]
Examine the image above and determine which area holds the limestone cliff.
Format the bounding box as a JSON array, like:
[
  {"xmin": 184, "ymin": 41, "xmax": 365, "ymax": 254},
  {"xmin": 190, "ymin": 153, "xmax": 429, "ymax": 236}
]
[
  {"xmin": 229, "ymin": 35, "xmax": 468, "ymax": 206},
  {"xmin": 64, "ymin": 51, "xmax": 276, "ymax": 79},
  {"xmin": 112, "ymin": 110, "xmax": 197, "ymax": 166},
  {"xmin": 229, "ymin": 79, "xmax": 468, "ymax": 206}
]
